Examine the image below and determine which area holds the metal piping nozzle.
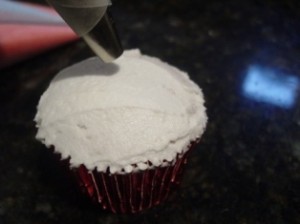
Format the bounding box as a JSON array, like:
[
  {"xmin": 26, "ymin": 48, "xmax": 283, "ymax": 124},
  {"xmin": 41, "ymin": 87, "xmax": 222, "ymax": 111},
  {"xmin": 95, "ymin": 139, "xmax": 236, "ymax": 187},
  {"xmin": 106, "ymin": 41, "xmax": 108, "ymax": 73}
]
[
  {"xmin": 47, "ymin": 0, "xmax": 123, "ymax": 62},
  {"xmin": 82, "ymin": 9, "xmax": 123, "ymax": 63}
]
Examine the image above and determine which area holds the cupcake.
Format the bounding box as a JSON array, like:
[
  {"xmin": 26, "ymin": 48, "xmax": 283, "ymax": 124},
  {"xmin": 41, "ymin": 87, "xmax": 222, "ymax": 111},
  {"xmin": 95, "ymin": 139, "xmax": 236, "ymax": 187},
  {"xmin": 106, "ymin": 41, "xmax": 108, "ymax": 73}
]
[{"xmin": 34, "ymin": 49, "xmax": 207, "ymax": 213}]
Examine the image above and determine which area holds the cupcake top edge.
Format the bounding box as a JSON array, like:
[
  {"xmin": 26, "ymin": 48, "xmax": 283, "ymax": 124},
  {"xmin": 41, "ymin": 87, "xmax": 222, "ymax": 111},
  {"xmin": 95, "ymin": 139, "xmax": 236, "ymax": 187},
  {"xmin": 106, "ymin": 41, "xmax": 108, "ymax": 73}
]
[{"xmin": 35, "ymin": 49, "xmax": 207, "ymax": 174}]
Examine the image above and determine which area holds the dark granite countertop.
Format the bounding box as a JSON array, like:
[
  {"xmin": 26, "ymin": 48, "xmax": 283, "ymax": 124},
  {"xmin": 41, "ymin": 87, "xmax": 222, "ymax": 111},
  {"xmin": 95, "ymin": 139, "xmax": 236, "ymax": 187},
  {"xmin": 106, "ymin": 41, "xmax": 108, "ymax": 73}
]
[{"xmin": 1, "ymin": 0, "xmax": 300, "ymax": 223}]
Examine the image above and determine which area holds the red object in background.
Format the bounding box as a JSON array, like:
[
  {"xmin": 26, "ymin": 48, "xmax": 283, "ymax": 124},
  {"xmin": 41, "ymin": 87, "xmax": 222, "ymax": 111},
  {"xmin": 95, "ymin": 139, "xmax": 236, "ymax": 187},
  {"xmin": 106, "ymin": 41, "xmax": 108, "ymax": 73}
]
[{"xmin": 0, "ymin": 1, "xmax": 78, "ymax": 69}]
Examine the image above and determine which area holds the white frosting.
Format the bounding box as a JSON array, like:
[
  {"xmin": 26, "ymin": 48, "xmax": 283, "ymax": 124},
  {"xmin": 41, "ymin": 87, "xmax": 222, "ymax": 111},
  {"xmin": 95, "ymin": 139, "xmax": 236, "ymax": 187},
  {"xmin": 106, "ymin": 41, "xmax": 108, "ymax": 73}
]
[{"xmin": 35, "ymin": 49, "xmax": 207, "ymax": 173}]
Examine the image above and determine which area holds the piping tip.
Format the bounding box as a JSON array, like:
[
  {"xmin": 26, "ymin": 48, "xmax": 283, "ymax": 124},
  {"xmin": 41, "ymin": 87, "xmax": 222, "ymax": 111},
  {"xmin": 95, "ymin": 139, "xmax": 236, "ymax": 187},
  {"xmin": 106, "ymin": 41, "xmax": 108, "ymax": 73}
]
[
  {"xmin": 82, "ymin": 9, "xmax": 123, "ymax": 63},
  {"xmin": 46, "ymin": 0, "xmax": 123, "ymax": 63}
]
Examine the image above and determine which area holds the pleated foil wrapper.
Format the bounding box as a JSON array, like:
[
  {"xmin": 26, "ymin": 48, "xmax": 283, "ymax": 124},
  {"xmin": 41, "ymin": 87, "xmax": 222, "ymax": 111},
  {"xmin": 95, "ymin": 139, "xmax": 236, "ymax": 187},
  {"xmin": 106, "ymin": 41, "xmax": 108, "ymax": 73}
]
[
  {"xmin": 74, "ymin": 142, "xmax": 200, "ymax": 214},
  {"xmin": 52, "ymin": 141, "xmax": 198, "ymax": 214}
]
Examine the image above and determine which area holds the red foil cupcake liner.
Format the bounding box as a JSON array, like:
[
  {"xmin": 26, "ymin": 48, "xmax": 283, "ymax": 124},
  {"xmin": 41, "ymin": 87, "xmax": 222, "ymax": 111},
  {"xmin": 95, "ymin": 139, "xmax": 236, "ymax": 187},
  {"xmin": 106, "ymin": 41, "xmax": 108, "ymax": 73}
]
[{"xmin": 71, "ymin": 147, "xmax": 195, "ymax": 214}]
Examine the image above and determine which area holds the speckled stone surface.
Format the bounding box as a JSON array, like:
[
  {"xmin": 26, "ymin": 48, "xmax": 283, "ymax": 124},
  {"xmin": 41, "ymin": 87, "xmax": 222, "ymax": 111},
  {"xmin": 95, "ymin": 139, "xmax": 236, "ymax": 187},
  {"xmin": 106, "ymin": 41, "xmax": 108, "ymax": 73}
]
[{"xmin": 1, "ymin": 0, "xmax": 300, "ymax": 223}]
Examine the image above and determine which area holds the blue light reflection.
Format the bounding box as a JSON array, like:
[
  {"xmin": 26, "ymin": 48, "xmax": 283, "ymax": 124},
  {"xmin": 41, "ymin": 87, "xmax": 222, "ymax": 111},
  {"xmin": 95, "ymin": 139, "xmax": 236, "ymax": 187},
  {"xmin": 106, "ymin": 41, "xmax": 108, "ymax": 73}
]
[{"xmin": 242, "ymin": 65, "xmax": 299, "ymax": 109}]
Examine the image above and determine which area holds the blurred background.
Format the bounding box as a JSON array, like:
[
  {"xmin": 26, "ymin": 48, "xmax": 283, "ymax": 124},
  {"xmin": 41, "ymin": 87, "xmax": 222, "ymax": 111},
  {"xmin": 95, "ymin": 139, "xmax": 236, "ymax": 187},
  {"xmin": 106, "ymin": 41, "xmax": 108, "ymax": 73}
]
[{"xmin": 0, "ymin": 0, "xmax": 300, "ymax": 223}]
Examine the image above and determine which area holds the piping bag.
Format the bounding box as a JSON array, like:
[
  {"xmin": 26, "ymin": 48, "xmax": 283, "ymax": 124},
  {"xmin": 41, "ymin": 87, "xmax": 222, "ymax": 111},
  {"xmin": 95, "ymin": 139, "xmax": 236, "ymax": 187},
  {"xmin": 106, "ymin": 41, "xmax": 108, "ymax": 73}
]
[{"xmin": 47, "ymin": 0, "xmax": 123, "ymax": 63}]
